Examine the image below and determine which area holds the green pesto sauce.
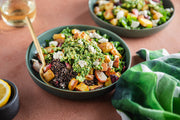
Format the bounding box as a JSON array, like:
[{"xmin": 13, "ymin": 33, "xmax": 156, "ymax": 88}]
[{"xmin": 60, "ymin": 37, "xmax": 104, "ymax": 81}]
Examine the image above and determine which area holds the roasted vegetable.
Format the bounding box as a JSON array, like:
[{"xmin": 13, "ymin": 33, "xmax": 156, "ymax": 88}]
[
  {"xmin": 101, "ymin": 63, "xmax": 108, "ymax": 71},
  {"xmin": 71, "ymin": 29, "xmax": 80, "ymax": 34},
  {"xmin": 104, "ymin": 2, "xmax": 114, "ymax": 11},
  {"xmin": 68, "ymin": 78, "xmax": 79, "ymax": 90},
  {"xmin": 103, "ymin": 9, "xmax": 114, "ymax": 20},
  {"xmin": 98, "ymin": 42, "xmax": 114, "ymax": 53},
  {"xmin": 43, "ymin": 69, "xmax": 55, "ymax": 82},
  {"xmin": 105, "ymin": 77, "xmax": 112, "ymax": 87},
  {"xmin": 110, "ymin": 48, "xmax": 122, "ymax": 58},
  {"xmin": 104, "ymin": 55, "xmax": 111, "ymax": 63},
  {"xmin": 110, "ymin": 18, "xmax": 118, "ymax": 26},
  {"xmin": 85, "ymin": 74, "xmax": 94, "ymax": 80},
  {"xmin": 105, "ymin": 68, "xmax": 116, "ymax": 76},
  {"xmin": 113, "ymin": 56, "xmax": 119, "ymax": 68},
  {"xmin": 75, "ymin": 82, "xmax": 89, "ymax": 91},
  {"xmin": 95, "ymin": 70, "xmax": 107, "ymax": 82},
  {"xmin": 53, "ymin": 33, "xmax": 65, "ymax": 40},
  {"xmin": 89, "ymin": 84, "xmax": 103, "ymax": 90},
  {"xmin": 138, "ymin": 16, "xmax": 153, "ymax": 28}
]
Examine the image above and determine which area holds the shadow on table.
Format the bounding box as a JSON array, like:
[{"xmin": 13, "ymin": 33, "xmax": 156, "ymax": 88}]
[{"xmin": 131, "ymin": 55, "xmax": 145, "ymax": 67}]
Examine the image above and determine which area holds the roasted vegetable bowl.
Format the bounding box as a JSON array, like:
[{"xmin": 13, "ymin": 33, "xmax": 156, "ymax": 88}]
[
  {"xmin": 26, "ymin": 25, "xmax": 131, "ymax": 99},
  {"xmin": 89, "ymin": 0, "xmax": 174, "ymax": 37}
]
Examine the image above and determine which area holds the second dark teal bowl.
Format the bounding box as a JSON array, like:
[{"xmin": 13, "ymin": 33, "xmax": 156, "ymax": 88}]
[
  {"xmin": 89, "ymin": 0, "xmax": 175, "ymax": 38},
  {"xmin": 26, "ymin": 25, "xmax": 131, "ymax": 99}
]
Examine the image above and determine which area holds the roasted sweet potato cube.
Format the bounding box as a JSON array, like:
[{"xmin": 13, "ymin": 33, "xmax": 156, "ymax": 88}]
[
  {"xmin": 95, "ymin": 70, "xmax": 107, "ymax": 83},
  {"xmin": 110, "ymin": 48, "xmax": 122, "ymax": 58},
  {"xmin": 98, "ymin": 42, "xmax": 114, "ymax": 53},
  {"xmin": 103, "ymin": 10, "xmax": 114, "ymax": 20},
  {"xmin": 113, "ymin": 56, "xmax": 119, "ymax": 68},
  {"xmin": 75, "ymin": 82, "xmax": 89, "ymax": 91},
  {"xmin": 153, "ymin": 12, "xmax": 163, "ymax": 20},
  {"xmin": 104, "ymin": 55, "xmax": 111, "ymax": 63},
  {"xmin": 105, "ymin": 68, "xmax": 116, "ymax": 76},
  {"xmin": 53, "ymin": 33, "xmax": 65, "ymax": 40},
  {"xmin": 94, "ymin": 6, "xmax": 101, "ymax": 15},
  {"xmin": 150, "ymin": 9, "xmax": 157, "ymax": 15},
  {"xmin": 89, "ymin": 85, "xmax": 102, "ymax": 91},
  {"xmin": 104, "ymin": 2, "xmax": 114, "ymax": 11},
  {"xmin": 68, "ymin": 78, "xmax": 79, "ymax": 91},
  {"xmin": 101, "ymin": 63, "xmax": 108, "ymax": 71},
  {"xmin": 43, "ymin": 69, "xmax": 55, "ymax": 82},
  {"xmin": 72, "ymin": 29, "xmax": 80, "ymax": 34},
  {"xmin": 138, "ymin": 17, "xmax": 153, "ymax": 27},
  {"xmin": 73, "ymin": 33, "xmax": 80, "ymax": 39},
  {"xmin": 105, "ymin": 77, "xmax": 112, "ymax": 87},
  {"xmin": 85, "ymin": 74, "xmax": 94, "ymax": 80},
  {"xmin": 74, "ymin": 31, "xmax": 90, "ymax": 40},
  {"xmin": 110, "ymin": 18, "xmax": 118, "ymax": 26},
  {"xmin": 80, "ymin": 31, "xmax": 90, "ymax": 40}
]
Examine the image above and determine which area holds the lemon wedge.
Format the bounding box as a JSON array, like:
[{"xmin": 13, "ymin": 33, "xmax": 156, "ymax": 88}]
[{"xmin": 0, "ymin": 79, "xmax": 11, "ymax": 108}]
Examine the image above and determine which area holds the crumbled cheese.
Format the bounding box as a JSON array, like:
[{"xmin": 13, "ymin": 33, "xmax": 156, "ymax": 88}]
[
  {"xmin": 115, "ymin": 55, "xmax": 119, "ymax": 59},
  {"xmin": 53, "ymin": 51, "xmax": 64, "ymax": 60},
  {"xmin": 116, "ymin": 10, "xmax": 124, "ymax": 19},
  {"xmin": 108, "ymin": 60, "xmax": 114, "ymax": 68},
  {"xmin": 89, "ymin": 32, "xmax": 102, "ymax": 39},
  {"xmin": 149, "ymin": 0, "xmax": 158, "ymax": 5},
  {"xmin": 98, "ymin": 37, "xmax": 108, "ymax": 43},
  {"xmin": 131, "ymin": 21, "xmax": 140, "ymax": 28},
  {"xmin": 165, "ymin": 8, "xmax": 174, "ymax": 13},
  {"xmin": 138, "ymin": 10, "xmax": 148, "ymax": 17},
  {"xmin": 89, "ymin": 33, "xmax": 94, "ymax": 38},
  {"xmin": 78, "ymin": 39, "xmax": 83, "ymax": 45},
  {"xmin": 114, "ymin": 0, "xmax": 119, "ymax": 3},
  {"xmin": 78, "ymin": 60, "xmax": 87, "ymax": 68},
  {"xmin": 88, "ymin": 45, "xmax": 96, "ymax": 54},
  {"xmin": 49, "ymin": 41, "xmax": 58, "ymax": 47},
  {"xmin": 94, "ymin": 32, "xmax": 102, "ymax": 39},
  {"xmin": 152, "ymin": 19, "xmax": 159, "ymax": 27},
  {"xmin": 98, "ymin": 0, "xmax": 109, "ymax": 6},
  {"xmin": 93, "ymin": 59, "xmax": 100, "ymax": 66}
]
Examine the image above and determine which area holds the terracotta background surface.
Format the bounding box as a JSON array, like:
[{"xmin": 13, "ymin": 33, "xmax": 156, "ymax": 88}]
[{"xmin": 0, "ymin": 0, "xmax": 179, "ymax": 120}]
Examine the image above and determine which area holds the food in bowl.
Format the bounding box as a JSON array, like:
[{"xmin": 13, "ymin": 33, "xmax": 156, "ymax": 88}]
[
  {"xmin": 31, "ymin": 28, "xmax": 126, "ymax": 91},
  {"xmin": 93, "ymin": 0, "xmax": 174, "ymax": 29}
]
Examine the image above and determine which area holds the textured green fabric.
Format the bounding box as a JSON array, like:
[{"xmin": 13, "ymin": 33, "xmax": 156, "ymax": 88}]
[{"xmin": 112, "ymin": 48, "xmax": 180, "ymax": 120}]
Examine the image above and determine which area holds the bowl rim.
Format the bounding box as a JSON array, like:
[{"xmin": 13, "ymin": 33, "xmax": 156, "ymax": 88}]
[
  {"xmin": 26, "ymin": 24, "xmax": 131, "ymax": 94},
  {"xmin": 88, "ymin": 0, "xmax": 175, "ymax": 32},
  {"xmin": 0, "ymin": 79, "xmax": 18, "ymax": 110}
]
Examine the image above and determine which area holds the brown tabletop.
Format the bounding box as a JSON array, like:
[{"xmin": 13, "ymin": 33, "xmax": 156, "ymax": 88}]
[{"xmin": 0, "ymin": 0, "xmax": 180, "ymax": 120}]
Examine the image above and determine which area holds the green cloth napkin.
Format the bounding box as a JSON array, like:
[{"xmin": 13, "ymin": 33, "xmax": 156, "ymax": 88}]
[{"xmin": 112, "ymin": 48, "xmax": 180, "ymax": 120}]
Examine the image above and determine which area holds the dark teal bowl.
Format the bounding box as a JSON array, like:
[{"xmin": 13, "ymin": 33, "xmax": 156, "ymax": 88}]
[
  {"xmin": 0, "ymin": 79, "xmax": 19, "ymax": 120},
  {"xmin": 26, "ymin": 25, "xmax": 131, "ymax": 99},
  {"xmin": 89, "ymin": 0, "xmax": 174, "ymax": 38}
]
